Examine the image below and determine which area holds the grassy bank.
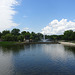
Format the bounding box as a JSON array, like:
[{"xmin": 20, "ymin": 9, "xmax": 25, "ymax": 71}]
[
  {"xmin": 0, "ymin": 41, "xmax": 16, "ymax": 46},
  {"xmin": 0, "ymin": 41, "xmax": 60, "ymax": 46}
]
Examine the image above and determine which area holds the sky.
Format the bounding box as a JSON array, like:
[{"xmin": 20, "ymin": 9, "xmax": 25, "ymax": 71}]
[{"xmin": 0, "ymin": 0, "xmax": 75, "ymax": 35}]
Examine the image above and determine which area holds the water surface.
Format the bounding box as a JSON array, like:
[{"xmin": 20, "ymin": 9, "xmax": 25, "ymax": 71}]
[{"xmin": 0, "ymin": 44, "xmax": 75, "ymax": 75}]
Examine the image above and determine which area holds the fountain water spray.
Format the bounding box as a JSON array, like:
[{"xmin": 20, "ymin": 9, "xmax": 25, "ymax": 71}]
[
  {"xmin": 43, "ymin": 34, "xmax": 46, "ymax": 42},
  {"xmin": 41, "ymin": 32, "xmax": 48, "ymax": 42}
]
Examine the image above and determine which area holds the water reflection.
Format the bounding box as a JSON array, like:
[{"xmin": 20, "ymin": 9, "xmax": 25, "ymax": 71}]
[
  {"xmin": 64, "ymin": 46, "xmax": 75, "ymax": 55},
  {"xmin": 0, "ymin": 47, "xmax": 14, "ymax": 75},
  {"xmin": 43, "ymin": 44, "xmax": 73, "ymax": 60},
  {"xmin": 0, "ymin": 44, "xmax": 75, "ymax": 75},
  {"xmin": 0, "ymin": 44, "xmax": 31, "ymax": 54}
]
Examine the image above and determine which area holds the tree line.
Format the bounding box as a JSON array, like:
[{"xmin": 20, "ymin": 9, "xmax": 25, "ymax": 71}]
[
  {"xmin": 0, "ymin": 28, "xmax": 43, "ymax": 42},
  {"xmin": 46, "ymin": 30, "xmax": 75, "ymax": 41},
  {"xmin": 0, "ymin": 28, "xmax": 75, "ymax": 42}
]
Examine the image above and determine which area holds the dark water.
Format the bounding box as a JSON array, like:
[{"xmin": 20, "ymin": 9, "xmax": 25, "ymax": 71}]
[{"xmin": 0, "ymin": 44, "xmax": 75, "ymax": 75}]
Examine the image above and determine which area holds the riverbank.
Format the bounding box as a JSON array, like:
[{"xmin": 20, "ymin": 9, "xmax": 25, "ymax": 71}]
[
  {"xmin": 59, "ymin": 41, "xmax": 75, "ymax": 47},
  {"xmin": 0, "ymin": 41, "xmax": 60, "ymax": 46},
  {"xmin": 0, "ymin": 41, "xmax": 16, "ymax": 46},
  {"xmin": 0, "ymin": 41, "xmax": 75, "ymax": 47},
  {"xmin": 16, "ymin": 41, "xmax": 59, "ymax": 45}
]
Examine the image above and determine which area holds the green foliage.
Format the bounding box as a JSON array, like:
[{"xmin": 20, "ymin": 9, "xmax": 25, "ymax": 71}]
[
  {"xmin": 21, "ymin": 31, "xmax": 26, "ymax": 35},
  {"xmin": 1, "ymin": 34, "xmax": 14, "ymax": 41},
  {"xmin": 17, "ymin": 35, "xmax": 24, "ymax": 42},
  {"xmin": 64, "ymin": 30, "xmax": 74, "ymax": 40},
  {"xmin": 2, "ymin": 30, "xmax": 10, "ymax": 35},
  {"xmin": 37, "ymin": 33, "xmax": 43, "ymax": 39},
  {"xmin": 49, "ymin": 35, "xmax": 57, "ymax": 40},
  {"xmin": 11, "ymin": 28, "xmax": 20, "ymax": 35},
  {"xmin": 72, "ymin": 32, "xmax": 75, "ymax": 40},
  {"xmin": 30, "ymin": 35, "xmax": 34, "ymax": 39},
  {"xmin": 30, "ymin": 32, "xmax": 35, "ymax": 39},
  {"xmin": 0, "ymin": 28, "xmax": 75, "ymax": 42},
  {"xmin": 25, "ymin": 32, "xmax": 30, "ymax": 39},
  {"xmin": 45, "ymin": 30, "xmax": 75, "ymax": 41},
  {"xmin": 30, "ymin": 32, "xmax": 42, "ymax": 41}
]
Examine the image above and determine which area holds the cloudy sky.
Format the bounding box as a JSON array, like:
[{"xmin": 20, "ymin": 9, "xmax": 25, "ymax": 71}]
[{"xmin": 0, "ymin": 0, "xmax": 75, "ymax": 35}]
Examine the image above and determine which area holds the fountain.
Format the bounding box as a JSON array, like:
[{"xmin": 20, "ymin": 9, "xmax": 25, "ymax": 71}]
[
  {"xmin": 41, "ymin": 34, "xmax": 52, "ymax": 42},
  {"xmin": 43, "ymin": 35, "xmax": 46, "ymax": 42},
  {"xmin": 40, "ymin": 33, "xmax": 51, "ymax": 42},
  {"xmin": 41, "ymin": 34, "xmax": 48, "ymax": 42}
]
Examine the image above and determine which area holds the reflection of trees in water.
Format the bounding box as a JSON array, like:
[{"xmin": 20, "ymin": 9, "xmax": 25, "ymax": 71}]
[
  {"xmin": 0, "ymin": 44, "xmax": 31, "ymax": 54},
  {"xmin": 64, "ymin": 46, "xmax": 75, "ymax": 55}
]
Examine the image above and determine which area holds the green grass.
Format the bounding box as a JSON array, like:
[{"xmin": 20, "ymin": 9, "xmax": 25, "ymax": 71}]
[{"xmin": 0, "ymin": 41, "xmax": 16, "ymax": 46}]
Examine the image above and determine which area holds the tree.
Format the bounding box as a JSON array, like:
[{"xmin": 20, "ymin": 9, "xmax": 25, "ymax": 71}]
[
  {"xmin": 12, "ymin": 35, "xmax": 18, "ymax": 41},
  {"xmin": 71, "ymin": 32, "xmax": 75, "ymax": 40},
  {"xmin": 2, "ymin": 30, "xmax": 10, "ymax": 35},
  {"xmin": 30, "ymin": 32, "xmax": 42, "ymax": 41},
  {"xmin": 25, "ymin": 32, "xmax": 30, "ymax": 39},
  {"xmin": 17, "ymin": 35, "xmax": 24, "ymax": 42},
  {"xmin": 37, "ymin": 33, "xmax": 43, "ymax": 40},
  {"xmin": 1, "ymin": 34, "xmax": 14, "ymax": 41},
  {"xmin": 30, "ymin": 35, "xmax": 34, "ymax": 39},
  {"xmin": 11, "ymin": 28, "xmax": 20, "ymax": 35},
  {"xmin": 21, "ymin": 31, "xmax": 26, "ymax": 35},
  {"xmin": 30, "ymin": 32, "xmax": 35, "ymax": 39},
  {"xmin": 64, "ymin": 30, "xmax": 73, "ymax": 40}
]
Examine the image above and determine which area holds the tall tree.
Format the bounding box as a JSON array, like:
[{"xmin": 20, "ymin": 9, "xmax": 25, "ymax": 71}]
[
  {"xmin": 2, "ymin": 30, "xmax": 10, "ymax": 35},
  {"xmin": 21, "ymin": 31, "xmax": 26, "ymax": 35},
  {"xmin": 64, "ymin": 30, "xmax": 73, "ymax": 40},
  {"xmin": 25, "ymin": 32, "xmax": 30, "ymax": 39},
  {"xmin": 11, "ymin": 28, "xmax": 20, "ymax": 35}
]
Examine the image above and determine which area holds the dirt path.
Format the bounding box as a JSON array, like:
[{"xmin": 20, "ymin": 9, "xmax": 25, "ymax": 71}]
[{"xmin": 59, "ymin": 41, "xmax": 75, "ymax": 47}]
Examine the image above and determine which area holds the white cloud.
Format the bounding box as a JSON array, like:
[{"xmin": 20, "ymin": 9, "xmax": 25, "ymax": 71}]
[
  {"xmin": 0, "ymin": 0, "xmax": 19, "ymax": 31},
  {"xmin": 41, "ymin": 19, "xmax": 75, "ymax": 35},
  {"xmin": 73, "ymin": 19, "xmax": 75, "ymax": 21},
  {"xmin": 22, "ymin": 27, "xmax": 29, "ymax": 31}
]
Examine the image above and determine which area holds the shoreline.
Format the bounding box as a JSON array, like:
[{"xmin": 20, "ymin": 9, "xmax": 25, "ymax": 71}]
[
  {"xmin": 0, "ymin": 41, "xmax": 75, "ymax": 47},
  {"xmin": 16, "ymin": 42, "xmax": 59, "ymax": 45},
  {"xmin": 0, "ymin": 41, "xmax": 59, "ymax": 46},
  {"xmin": 59, "ymin": 41, "xmax": 75, "ymax": 47}
]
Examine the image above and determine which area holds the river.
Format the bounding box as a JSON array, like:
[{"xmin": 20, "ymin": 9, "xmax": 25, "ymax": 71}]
[{"xmin": 0, "ymin": 44, "xmax": 75, "ymax": 75}]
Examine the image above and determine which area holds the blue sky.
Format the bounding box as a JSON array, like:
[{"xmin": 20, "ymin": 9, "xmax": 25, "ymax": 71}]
[{"xmin": 0, "ymin": 0, "xmax": 75, "ymax": 34}]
